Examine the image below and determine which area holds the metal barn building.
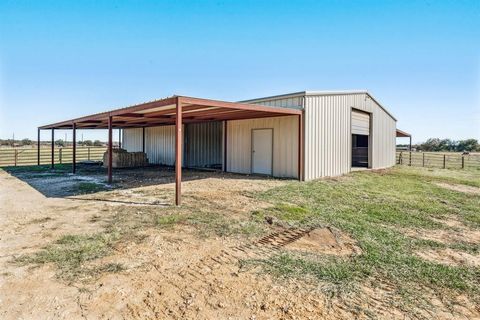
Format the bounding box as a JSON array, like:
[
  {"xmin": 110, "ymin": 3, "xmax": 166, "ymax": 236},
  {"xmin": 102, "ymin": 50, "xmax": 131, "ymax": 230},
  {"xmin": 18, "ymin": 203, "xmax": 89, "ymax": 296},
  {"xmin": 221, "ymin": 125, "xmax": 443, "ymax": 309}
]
[
  {"xmin": 122, "ymin": 91, "xmax": 396, "ymax": 181},
  {"xmin": 39, "ymin": 91, "xmax": 401, "ymax": 204}
]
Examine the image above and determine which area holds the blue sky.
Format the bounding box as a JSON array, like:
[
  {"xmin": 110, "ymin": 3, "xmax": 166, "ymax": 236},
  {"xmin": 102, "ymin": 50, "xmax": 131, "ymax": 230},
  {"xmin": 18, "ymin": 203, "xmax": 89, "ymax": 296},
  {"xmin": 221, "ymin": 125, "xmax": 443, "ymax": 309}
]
[{"xmin": 0, "ymin": 0, "xmax": 479, "ymax": 143}]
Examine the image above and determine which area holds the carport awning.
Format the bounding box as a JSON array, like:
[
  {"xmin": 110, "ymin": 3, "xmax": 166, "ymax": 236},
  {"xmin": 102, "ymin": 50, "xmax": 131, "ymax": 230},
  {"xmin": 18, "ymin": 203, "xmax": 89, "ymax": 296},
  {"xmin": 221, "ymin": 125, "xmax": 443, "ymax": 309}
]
[
  {"xmin": 396, "ymin": 129, "xmax": 411, "ymax": 138},
  {"xmin": 39, "ymin": 95, "xmax": 302, "ymax": 129},
  {"xmin": 38, "ymin": 95, "xmax": 304, "ymax": 206}
]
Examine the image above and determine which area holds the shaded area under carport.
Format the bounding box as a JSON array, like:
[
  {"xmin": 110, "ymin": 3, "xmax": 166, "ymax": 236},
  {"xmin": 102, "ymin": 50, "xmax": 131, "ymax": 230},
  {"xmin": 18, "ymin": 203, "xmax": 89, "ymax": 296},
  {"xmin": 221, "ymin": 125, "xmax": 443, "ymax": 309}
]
[{"xmin": 38, "ymin": 96, "xmax": 303, "ymax": 205}]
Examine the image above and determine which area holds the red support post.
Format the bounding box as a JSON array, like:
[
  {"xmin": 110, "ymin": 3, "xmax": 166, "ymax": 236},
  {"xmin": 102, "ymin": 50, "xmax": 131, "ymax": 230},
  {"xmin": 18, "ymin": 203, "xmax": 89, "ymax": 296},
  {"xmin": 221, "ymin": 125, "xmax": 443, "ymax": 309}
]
[
  {"xmin": 37, "ymin": 128, "xmax": 40, "ymax": 165},
  {"xmin": 51, "ymin": 128, "xmax": 55, "ymax": 169},
  {"xmin": 72, "ymin": 122, "xmax": 76, "ymax": 174},
  {"xmin": 108, "ymin": 116, "xmax": 113, "ymax": 184},
  {"xmin": 175, "ymin": 97, "xmax": 183, "ymax": 206}
]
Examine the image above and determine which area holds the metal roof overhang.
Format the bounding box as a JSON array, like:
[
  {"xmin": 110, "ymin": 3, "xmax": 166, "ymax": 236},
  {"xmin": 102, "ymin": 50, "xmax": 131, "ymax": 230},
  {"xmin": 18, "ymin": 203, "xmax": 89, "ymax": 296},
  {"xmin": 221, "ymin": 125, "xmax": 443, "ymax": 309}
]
[
  {"xmin": 39, "ymin": 95, "xmax": 302, "ymax": 130},
  {"xmin": 396, "ymin": 129, "xmax": 411, "ymax": 138}
]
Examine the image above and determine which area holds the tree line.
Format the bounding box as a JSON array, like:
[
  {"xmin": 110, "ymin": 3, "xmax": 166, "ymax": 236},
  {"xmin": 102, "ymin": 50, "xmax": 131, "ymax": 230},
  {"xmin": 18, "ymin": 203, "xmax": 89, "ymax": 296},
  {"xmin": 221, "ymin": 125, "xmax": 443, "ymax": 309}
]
[
  {"xmin": 0, "ymin": 139, "xmax": 105, "ymax": 147},
  {"xmin": 398, "ymin": 138, "xmax": 479, "ymax": 152}
]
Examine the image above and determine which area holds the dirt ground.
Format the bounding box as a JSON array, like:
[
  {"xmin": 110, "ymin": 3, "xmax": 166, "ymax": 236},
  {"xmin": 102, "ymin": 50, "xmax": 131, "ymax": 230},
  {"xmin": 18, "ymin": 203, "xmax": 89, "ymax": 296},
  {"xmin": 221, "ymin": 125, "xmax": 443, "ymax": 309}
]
[{"xmin": 0, "ymin": 166, "xmax": 478, "ymax": 319}]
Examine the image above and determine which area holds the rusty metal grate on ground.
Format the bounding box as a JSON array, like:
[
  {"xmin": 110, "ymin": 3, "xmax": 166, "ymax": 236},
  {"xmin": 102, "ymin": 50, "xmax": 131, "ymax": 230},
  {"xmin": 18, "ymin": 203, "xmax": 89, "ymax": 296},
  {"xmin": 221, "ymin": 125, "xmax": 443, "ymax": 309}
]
[{"xmin": 255, "ymin": 226, "xmax": 317, "ymax": 248}]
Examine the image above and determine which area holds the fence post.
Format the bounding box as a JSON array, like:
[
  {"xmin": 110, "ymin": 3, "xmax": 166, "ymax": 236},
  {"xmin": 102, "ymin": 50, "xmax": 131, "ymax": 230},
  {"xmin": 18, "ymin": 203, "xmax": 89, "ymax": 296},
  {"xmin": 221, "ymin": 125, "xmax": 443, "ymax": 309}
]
[
  {"xmin": 422, "ymin": 153, "xmax": 425, "ymax": 167},
  {"xmin": 399, "ymin": 152, "xmax": 403, "ymax": 165},
  {"xmin": 461, "ymin": 155, "xmax": 464, "ymax": 169},
  {"xmin": 88, "ymin": 147, "xmax": 90, "ymax": 161},
  {"xmin": 14, "ymin": 149, "xmax": 18, "ymax": 166},
  {"xmin": 443, "ymin": 154, "xmax": 446, "ymax": 169},
  {"xmin": 409, "ymin": 151, "xmax": 412, "ymax": 166},
  {"xmin": 59, "ymin": 148, "xmax": 62, "ymax": 164}
]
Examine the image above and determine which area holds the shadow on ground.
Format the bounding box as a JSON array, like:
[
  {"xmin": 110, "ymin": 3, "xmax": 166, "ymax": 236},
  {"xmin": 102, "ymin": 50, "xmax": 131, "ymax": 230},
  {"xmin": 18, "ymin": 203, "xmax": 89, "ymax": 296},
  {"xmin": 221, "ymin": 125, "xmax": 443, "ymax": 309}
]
[{"xmin": 1, "ymin": 163, "xmax": 277, "ymax": 205}]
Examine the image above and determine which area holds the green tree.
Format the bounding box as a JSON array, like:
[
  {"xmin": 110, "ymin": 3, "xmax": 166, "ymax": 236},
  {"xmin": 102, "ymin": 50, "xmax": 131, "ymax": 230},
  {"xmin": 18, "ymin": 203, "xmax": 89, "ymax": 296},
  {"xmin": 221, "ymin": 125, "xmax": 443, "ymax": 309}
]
[
  {"xmin": 418, "ymin": 138, "xmax": 441, "ymax": 151},
  {"xmin": 93, "ymin": 140, "xmax": 103, "ymax": 146},
  {"xmin": 456, "ymin": 139, "xmax": 479, "ymax": 152},
  {"xmin": 55, "ymin": 139, "xmax": 66, "ymax": 147},
  {"xmin": 83, "ymin": 140, "xmax": 93, "ymax": 146}
]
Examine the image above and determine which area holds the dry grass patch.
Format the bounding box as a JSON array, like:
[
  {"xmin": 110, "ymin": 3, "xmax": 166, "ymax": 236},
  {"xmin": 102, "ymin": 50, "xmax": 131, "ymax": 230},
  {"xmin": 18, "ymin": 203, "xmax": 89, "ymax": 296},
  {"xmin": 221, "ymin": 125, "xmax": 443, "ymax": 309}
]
[
  {"xmin": 435, "ymin": 182, "xmax": 480, "ymax": 195},
  {"xmin": 416, "ymin": 248, "xmax": 480, "ymax": 268}
]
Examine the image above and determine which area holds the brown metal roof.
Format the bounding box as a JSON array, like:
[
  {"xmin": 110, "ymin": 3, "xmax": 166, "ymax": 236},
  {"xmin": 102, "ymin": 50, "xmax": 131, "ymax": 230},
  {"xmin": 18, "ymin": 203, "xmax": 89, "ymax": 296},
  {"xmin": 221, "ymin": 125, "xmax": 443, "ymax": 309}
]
[
  {"xmin": 39, "ymin": 95, "xmax": 302, "ymax": 130},
  {"xmin": 396, "ymin": 129, "xmax": 411, "ymax": 137}
]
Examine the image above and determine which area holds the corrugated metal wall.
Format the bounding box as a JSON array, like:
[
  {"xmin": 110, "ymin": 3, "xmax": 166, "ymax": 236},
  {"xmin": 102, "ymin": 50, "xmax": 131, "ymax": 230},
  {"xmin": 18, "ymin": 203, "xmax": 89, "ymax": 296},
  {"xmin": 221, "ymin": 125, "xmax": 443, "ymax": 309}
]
[
  {"xmin": 185, "ymin": 122, "xmax": 222, "ymax": 168},
  {"xmin": 122, "ymin": 128, "xmax": 143, "ymax": 152},
  {"xmin": 247, "ymin": 96, "xmax": 303, "ymax": 109},
  {"xmin": 123, "ymin": 126, "xmax": 177, "ymax": 165},
  {"xmin": 304, "ymin": 93, "xmax": 396, "ymax": 180},
  {"xmin": 226, "ymin": 115, "xmax": 298, "ymax": 178},
  {"xmin": 146, "ymin": 126, "xmax": 177, "ymax": 165},
  {"xmin": 122, "ymin": 92, "xmax": 396, "ymax": 180},
  {"xmin": 123, "ymin": 123, "xmax": 222, "ymax": 167}
]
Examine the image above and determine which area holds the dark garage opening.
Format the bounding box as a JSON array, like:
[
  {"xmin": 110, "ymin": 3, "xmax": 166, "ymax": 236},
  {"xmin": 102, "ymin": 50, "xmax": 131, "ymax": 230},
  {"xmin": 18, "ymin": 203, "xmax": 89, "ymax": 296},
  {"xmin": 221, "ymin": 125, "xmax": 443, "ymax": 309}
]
[{"xmin": 352, "ymin": 134, "xmax": 369, "ymax": 167}]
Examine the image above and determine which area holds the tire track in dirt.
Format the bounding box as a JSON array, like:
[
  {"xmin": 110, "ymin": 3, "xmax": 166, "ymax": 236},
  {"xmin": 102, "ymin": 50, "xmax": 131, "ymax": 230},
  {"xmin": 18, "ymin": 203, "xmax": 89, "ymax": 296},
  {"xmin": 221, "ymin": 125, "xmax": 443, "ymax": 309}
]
[{"xmin": 124, "ymin": 226, "xmax": 317, "ymax": 319}]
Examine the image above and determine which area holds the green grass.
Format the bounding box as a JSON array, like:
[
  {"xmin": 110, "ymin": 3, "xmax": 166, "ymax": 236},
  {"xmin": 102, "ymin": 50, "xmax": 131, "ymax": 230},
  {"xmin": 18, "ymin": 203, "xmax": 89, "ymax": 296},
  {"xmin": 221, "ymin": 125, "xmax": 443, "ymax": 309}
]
[
  {"xmin": 15, "ymin": 232, "xmax": 121, "ymax": 282},
  {"xmin": 252, "ymin": 166, "xmax": 480, "ymax": 306},
  {"xmin": 2, "ymin": 164, "xmax": 72, "ymax": 174},
  {"xmin": 154, "ymin": 212, "xmax": 266, "ymax": 237},
  {"xmin": 72, "ymin": 181, "xmax": 108, "ymax": 194}
]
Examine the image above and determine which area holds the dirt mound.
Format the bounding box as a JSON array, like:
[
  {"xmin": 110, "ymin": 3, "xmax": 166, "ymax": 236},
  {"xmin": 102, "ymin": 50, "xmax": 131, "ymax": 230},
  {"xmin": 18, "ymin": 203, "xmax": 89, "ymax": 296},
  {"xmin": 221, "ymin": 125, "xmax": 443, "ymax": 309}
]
[{"xmin": 285, "ymin": 227, "xmax": 360, "ymax": 256}]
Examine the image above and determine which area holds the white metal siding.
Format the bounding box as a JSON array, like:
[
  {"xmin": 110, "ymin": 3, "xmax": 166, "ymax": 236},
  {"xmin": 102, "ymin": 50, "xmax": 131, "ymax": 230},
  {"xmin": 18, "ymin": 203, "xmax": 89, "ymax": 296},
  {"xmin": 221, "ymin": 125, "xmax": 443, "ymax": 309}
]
[
  {"xmin": 123, "ymin": 128, "xmax": 143, "ymax": 152},
  {"xmin": 304, "ymin": 93, "xmax": 396, "ymax": 180},
  {"xmin": 226, "ymin": 116, "xmax": 298, "ymax": 178},
  {"xmin": 146, "ymin": 126, "xmax": 177, "ymax": 165},
  {"xmin": 122, "ymin": 92, "xmax": 396, "ymax": 180},
  {"xmin": 351, "ymin": 110, "xmax": 370, "ymax": 135},
  {"xmin": 248, "ymin": 97, "xmax": 303, "ymax": 109},
  {"xmin": 122, "ymin": 126, "xmax": 178, "ymax": 165},
  {"xmin": 372, "ymin": 107, "xmax": 397, "ymax": 169}
]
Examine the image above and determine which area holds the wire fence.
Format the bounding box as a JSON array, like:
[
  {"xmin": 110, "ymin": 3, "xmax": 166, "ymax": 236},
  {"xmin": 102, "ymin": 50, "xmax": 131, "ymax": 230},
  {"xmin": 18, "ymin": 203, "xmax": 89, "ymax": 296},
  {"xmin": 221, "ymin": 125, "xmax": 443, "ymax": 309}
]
[
  {"xmin": 2, "ymin": 147, "xmax": 478, "ymax": 170},
  {"xmin": 396, "ymin": 151, "xmax": 480, "ymax": 170},
  {"xmin": 0, "ymin": 147, "xmax": 107, "ymax": 167}
]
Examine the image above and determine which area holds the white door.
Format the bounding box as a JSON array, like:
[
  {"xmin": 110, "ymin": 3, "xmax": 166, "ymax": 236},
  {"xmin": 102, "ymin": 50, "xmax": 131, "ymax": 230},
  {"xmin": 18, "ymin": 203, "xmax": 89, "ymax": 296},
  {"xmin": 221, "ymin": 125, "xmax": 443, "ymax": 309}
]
[{"xmin": 252, "ymin": 129, "xmax": 273, "ymax": 175}]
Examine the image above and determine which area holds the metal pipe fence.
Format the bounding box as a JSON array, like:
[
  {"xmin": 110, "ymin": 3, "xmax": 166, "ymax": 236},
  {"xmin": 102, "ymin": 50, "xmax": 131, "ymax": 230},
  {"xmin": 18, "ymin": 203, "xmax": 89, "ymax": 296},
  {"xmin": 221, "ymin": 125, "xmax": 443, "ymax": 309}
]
[
  {"xmin": 396, "ymin": 151, "xmax": 480, "ymax": 170},
  {"xmin": 0, "ymin": 147, "xmax": 107, "ymax": 167}
]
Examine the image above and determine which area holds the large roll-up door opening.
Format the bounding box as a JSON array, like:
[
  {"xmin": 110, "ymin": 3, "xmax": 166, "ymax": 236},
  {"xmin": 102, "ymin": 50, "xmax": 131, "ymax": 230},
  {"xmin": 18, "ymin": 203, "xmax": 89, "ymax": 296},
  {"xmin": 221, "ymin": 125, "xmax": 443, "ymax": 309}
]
[{"xmin": 351, "ymin": 110, "xmax": 370, "ymax": 168}]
